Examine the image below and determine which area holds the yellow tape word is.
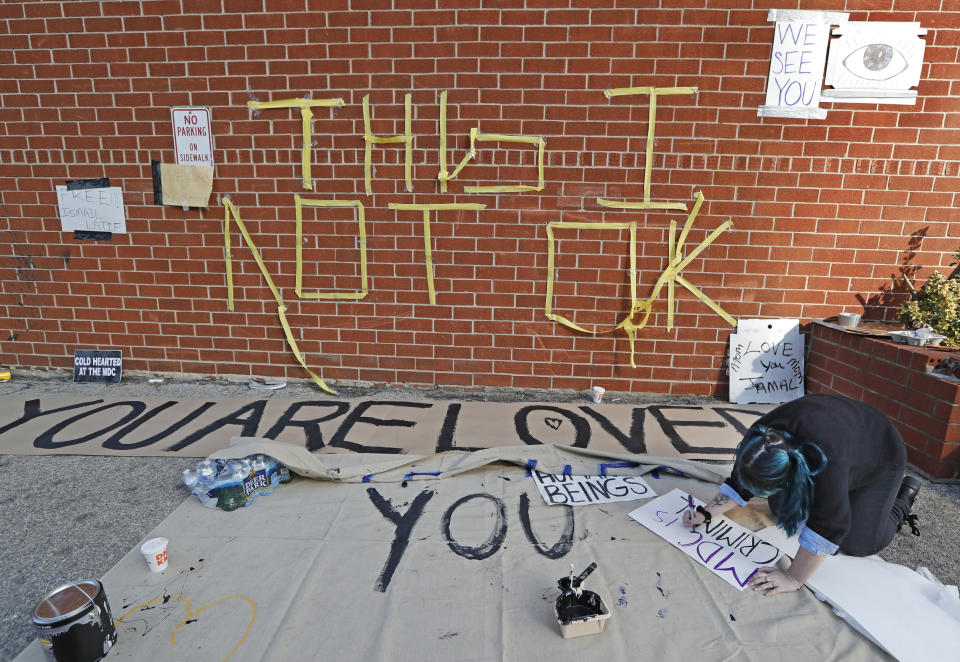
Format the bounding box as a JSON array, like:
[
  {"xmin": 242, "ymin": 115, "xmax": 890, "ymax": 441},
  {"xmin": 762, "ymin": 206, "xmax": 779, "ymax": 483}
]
[
  {"xmin": 388, "ymin": 203, "xmax": 487, "ymax": 305},
  {"xmin": 246, "ymin": 97, "xmax": 345, "ymax": 192},
  {"xmin": 599, "ymin": 86, "xmax": 697, "ymax": 211},
  {"xmin": 223, "ymin": 198, "xmax": 337, "ymax": 394}
]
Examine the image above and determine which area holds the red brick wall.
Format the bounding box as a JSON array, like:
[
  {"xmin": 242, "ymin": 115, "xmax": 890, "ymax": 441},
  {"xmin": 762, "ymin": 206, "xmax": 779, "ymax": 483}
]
[
  {"xmin": 2, "ymin": 1, "xmax": 959, "ymax": 394},
  {"xmin": 807, "ymin": 322, "xmax": 960, "ymax": 478}
]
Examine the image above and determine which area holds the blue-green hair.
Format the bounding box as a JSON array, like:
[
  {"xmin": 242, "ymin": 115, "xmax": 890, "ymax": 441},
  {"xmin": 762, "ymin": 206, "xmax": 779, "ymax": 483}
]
[{"xmin": 733, "ymin": 425, "xmax": 827, "ymax": 537}]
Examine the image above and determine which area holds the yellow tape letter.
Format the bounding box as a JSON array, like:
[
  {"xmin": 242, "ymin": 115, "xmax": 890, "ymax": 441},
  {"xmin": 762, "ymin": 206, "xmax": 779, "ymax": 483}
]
[
  {"xmin": 294, "ymin": 195, "xmax": 368, "ymax": 301},
  {"xmin": 363, "ymin": 93, "xmax": 413, "ymax": 195},
  {"xmin": 626, "ymin": 191, "xmax": 736, "ymax": 348},
  {"xmin": 223, "ymin": 198, "xmax": 337, "ymax": 394},
  {"xmin": 389, "ymin": 203, "xmax": 486, "ymax": 304},
  {"xmin": 545, "ymin": 221, "xmax": 638, "ymax": 335},
  {"xmin": 599, "ymin": 86, "xmax": 697, "ymax": 211},
  {"xmin": 246, "ymin": 97, "xmax": 345, "ymax": 192},
  {"xmin": 437, "ymin": 91, "xmax": 545, "ymax": 193}
]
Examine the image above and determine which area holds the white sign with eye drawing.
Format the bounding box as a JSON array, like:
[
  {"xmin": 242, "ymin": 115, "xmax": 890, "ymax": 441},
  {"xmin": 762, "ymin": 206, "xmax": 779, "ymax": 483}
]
[
  {"xmin": 822, "ymin": 22, "xmax": 927, "ymax": 105},
  {"xmin": 728, "ymin": 318, "xmax": 804, "ymax": 405}
]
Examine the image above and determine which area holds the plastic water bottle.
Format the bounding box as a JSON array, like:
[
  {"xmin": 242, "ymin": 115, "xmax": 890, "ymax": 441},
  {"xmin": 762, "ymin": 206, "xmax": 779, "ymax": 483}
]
[{"xmin": 216, "ymin": 460, "xmax": 250, "ymax": 511}]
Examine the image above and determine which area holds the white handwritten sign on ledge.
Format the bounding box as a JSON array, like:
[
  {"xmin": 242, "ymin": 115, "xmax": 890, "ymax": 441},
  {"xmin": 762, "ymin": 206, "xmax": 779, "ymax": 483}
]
[
  {"xmin": 629, "ymin": 488, "xmax": 783, "ymax": 591},
  {"xmin": 728, "ymin": 318, "xmax": 804, "ymax": 405}
]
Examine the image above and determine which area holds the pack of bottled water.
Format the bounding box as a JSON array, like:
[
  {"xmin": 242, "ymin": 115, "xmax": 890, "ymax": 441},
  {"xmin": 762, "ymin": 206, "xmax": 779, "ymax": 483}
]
[{"xmin": 181, "ymin": 454, "xmax": 292, "ymax": 511}]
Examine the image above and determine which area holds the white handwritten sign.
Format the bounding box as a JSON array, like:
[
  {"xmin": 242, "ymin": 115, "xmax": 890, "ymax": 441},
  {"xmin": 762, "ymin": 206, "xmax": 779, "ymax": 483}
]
[
  {"xmin": 628, "ymin": 488, "xmax": 782, "ymax": 591},
  {"xmin": 758, "ymin": 10, "xmax": 848, "ymax": 119},
  {"xmin": 56, "ymin": 185, "xmax": 126, "ymax": 234},
  {"xmin": 530, "ymin": 470, "xmax": 654, "ymax": 506},
  {"xmin": 728, "ymin": 318, "xmax": 804, "ymax": 405}
]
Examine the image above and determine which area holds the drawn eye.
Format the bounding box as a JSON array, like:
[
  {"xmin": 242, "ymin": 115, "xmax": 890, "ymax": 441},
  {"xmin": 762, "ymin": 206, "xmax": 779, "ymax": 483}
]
[{"xmin": 842, "ymin": 43, "xmax": 909, "ymax": 81}]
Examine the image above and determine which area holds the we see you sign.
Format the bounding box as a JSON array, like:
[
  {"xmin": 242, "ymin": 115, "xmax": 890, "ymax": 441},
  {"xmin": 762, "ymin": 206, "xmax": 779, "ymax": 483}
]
[{"xmin": 759, "ymin": 9, "xmax": 848, "ymax": 119}]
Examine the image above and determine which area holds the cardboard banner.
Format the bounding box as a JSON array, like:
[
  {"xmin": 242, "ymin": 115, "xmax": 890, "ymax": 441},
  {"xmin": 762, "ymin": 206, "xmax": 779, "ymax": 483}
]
[
  {"xmin": 0, "ymin": 397, "xmax": 769, "ymax": 458},
  {"xmin": 628, "ymin": 488, "xmax": 783, "ymax": 590}
]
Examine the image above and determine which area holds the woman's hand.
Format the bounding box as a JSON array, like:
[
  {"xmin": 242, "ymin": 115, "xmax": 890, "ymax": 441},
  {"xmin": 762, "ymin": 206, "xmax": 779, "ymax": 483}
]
[
  {"xmin": 681, "ymin": 509, "xmax": 704, "ymax": 528},
  {"xmin": 747, "ymin": 567, "xmax": 802, "ymax": 597}
]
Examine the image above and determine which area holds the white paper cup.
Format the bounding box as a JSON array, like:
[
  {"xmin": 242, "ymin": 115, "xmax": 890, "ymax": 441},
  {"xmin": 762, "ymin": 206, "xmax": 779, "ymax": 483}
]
[
  {"xmin": 140, "ymin": 537, "xmax": 169, "ymax": 572},
  {"xmin": 591, "ymin": 386, "xmax": 605, "ymax": 404}
]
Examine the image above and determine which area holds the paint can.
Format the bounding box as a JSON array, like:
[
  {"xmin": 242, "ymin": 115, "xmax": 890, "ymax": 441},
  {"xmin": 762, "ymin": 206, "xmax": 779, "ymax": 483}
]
[
  {"xmin": 0, "ymin": 368, "xmax": 10, "ymax": 381},
  {"xmin": 32, "ymin": 580, "xmax": 117, "ymax": 662},
  {"xmin": 556, "ymin": 589, "xmax": 611, "ymax": 638},
  {"xmin": 837, "ymin": 312, "xmax": 861, "ymax": 328}
]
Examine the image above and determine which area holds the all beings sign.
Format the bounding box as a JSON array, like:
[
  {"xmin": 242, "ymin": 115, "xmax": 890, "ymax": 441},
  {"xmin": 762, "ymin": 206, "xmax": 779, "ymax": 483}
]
[
  {"xmin": 531, "ymin": 470, "xmax": 655, "ymax": 506},
  {"xmin": 628, "ymin": 488, "xmax": 783, "ymax": 590}
]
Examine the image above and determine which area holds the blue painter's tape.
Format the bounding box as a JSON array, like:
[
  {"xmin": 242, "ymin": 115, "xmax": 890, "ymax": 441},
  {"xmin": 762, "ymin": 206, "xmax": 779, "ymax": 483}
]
[
  {"xmin": 597, "ymin": 460, "xmax": 640, "ymax": 476},
  {"xmin": 525, "ymin": 459, "xmax": 538, "ymax": 477},
  {"xmin": 562, "ymin": 465, "xmax": 572, "ymax": 476},
  {"xmin": 403, "ymin": 471, "xmax": 442, "ymax": 480},
  {"xmin": 362, "ymin": 474, "xmax": 373, "ymax": 483},
  {"xmin": 656, "ymin": 464, "xmax": 686, "ymax": 478}
]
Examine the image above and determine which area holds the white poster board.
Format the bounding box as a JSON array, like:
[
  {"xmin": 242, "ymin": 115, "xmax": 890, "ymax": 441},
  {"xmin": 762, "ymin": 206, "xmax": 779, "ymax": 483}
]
[
  {"xmin": 171, "ymin": 107, "xmax": 213, "ymax": 166},
  {"xmin": 530, "ymin": 470, "xmax": 654, "ymax": 506},
  {"xmin": 760, "ymin": 525, "xmax": 960, "ymax": 662},
  {"xmin": 823, "ymin": 22, "xmax": 926, "ymax": 105},
  {"xmin": 728, "ymin": 318, "xmax": 804, "ymax": 405},
  {"xmin": 55, "ymin": 185, "xmax": 126, "ymax": 234},
  {"xmin": 758, "ymin": 9, "xmax": 848, "ymax": 119},
  {"xmin": 628, "ymin": 488, "xmax": 782, "ymax": 591}
]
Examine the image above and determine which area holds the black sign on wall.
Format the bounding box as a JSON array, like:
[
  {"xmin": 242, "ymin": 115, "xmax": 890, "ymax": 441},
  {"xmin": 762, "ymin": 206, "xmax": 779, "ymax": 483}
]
[{"xmin": 73, "ymin": 350, "xmax": 122, "ymax": 383}]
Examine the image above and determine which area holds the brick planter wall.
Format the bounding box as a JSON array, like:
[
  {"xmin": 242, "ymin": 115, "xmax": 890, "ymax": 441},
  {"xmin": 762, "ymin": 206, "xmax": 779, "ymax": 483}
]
[{"xmin": 806, "ymin": 321, "xmax": 960, "ymax": 479}]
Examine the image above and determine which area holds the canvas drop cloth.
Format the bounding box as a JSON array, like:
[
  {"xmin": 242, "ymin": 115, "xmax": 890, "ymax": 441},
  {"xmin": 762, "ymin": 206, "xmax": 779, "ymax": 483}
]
[{"xmin": 15, "ymin": 444, "xmax": 887, "ymax": 662}]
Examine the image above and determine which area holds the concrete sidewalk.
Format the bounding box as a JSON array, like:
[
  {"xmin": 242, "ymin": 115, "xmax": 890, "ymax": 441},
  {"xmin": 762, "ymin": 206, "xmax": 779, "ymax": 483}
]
[{"xmin": 2, "ymin": 374, "xmax": 958, "ymax": 660}]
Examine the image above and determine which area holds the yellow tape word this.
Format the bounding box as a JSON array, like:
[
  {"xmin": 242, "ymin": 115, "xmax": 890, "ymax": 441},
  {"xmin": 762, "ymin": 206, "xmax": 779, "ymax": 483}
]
[
  {"xmin": 437, "ymin": 90, "xmax": 546, "ymax": 194},
  {"xmin": 599, "ymin": 86, "xmax": 697, "ymax": 211},
  {"xmin": 246, "ymin": 97, "xmax": 345, "ymax": 192},
  {"xmin": 223, "ymin": 198, "xmax": 337, "ymax": 394},
  {"xmin": 388, "ymin": 203, "xmax": 487, "ymax": 305},
  {"xmin": 294, "ymin": 195, "xmax": 368, "ymax": 301},
  {"xmin": 363, "ymin": 93, "xmax": 413, "ymax": 195}
]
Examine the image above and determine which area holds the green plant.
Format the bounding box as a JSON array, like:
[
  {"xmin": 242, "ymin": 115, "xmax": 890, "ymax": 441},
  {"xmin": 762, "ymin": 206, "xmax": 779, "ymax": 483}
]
[{"xmin": 899, "ymin": 270, "xmax": 960, "ymax": 345}]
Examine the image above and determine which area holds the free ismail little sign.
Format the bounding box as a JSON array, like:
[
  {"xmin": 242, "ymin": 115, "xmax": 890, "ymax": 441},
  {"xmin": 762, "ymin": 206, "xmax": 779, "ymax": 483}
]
[{"xmin": 758, "ymin": 9, "xmax": 849, "ymax": 120}]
